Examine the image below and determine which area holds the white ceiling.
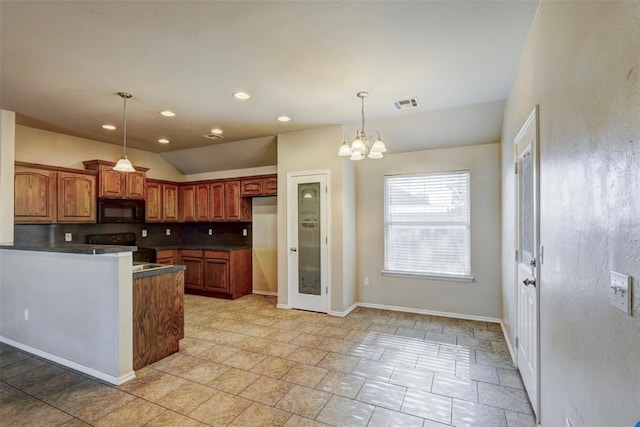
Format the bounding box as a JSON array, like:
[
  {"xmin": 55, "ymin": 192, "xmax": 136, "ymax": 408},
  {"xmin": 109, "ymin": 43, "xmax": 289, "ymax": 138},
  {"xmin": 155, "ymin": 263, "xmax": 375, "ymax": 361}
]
[{"xmin": 0, "ymin": 1, "xmax": 538, "ymax": 172}]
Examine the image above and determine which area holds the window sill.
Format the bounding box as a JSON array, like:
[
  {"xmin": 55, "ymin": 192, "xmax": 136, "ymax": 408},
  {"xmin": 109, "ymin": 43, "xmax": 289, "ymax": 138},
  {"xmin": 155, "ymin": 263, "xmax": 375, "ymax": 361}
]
[{"xmin": 382, "ymin": 270, "xmax": 475, "ymax": 283}]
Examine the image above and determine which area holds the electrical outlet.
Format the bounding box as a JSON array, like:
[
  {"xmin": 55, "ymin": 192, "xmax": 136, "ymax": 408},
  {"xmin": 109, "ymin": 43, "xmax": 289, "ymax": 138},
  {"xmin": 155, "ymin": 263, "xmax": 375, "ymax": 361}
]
[
  {"xmin": 166, "ymin": 229, "xmax": 171, "ymax": 236},
  {"xmin": 64, "ymin": 233, "xmax": 72, "ymax": 242},
  {"xmin": 208, "ymin": 229, "xmax": 213, "ymax": 236},
  {"xmin": 364, "ymin": 277, "xmax": 370, "ymax": 286},
  {"xmin": 24, "ymin": 309, "xmax": 29, "ymax": 320},
  {"xmin": 141, "ymin": 230, "xmax": 147, "ymax": 237},
  {"xmin": 242, "ymin": 229, "xmax": 248, "ymax": 236}
]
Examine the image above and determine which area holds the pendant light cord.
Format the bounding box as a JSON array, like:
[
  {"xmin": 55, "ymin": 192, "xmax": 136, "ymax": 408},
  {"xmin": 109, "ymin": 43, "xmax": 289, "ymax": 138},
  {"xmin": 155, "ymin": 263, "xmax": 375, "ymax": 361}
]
[
  {"xmin": 361, "ymin": 95, "xmax": 365, "ymax": 136},
  {"xmin": 122, "ymin": 95, "xmax": 127, "ymax": 157}
]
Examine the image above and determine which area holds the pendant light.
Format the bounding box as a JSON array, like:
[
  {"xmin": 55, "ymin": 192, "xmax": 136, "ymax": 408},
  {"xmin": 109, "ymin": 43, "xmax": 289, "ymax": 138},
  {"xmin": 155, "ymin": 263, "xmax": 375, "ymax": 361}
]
[
  {"xmin": 338, "ymin": 91, "xmax": 387, "ymax": 160},
  {"xmin": 113, "ymin": 92, "xmax": 136, "ymax": 172}
]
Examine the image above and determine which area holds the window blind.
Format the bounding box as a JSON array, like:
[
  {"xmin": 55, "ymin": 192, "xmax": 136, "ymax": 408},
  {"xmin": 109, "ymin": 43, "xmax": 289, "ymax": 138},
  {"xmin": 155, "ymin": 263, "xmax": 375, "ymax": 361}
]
[{"xmin": 384, "ymin": 171, "xmax": 470, "ymax": 277}]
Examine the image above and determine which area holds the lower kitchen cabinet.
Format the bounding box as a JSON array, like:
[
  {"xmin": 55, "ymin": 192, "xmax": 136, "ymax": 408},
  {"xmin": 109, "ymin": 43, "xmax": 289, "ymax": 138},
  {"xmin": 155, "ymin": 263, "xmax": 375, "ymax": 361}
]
[
  {"xmin": 180, "ymin": 248, "xmax": 251, "ymax": 299},
  {"xmin": 156, "ymin": 250, "xmax": 176, "ymax": 265}
]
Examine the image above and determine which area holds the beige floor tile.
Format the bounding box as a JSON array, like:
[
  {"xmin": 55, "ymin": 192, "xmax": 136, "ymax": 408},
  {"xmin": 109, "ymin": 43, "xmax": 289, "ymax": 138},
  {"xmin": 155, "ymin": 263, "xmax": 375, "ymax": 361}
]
[
  {"xmin": 22, "ymin": 369, "xmax": 89, "ymax": 402},
  {"xmin": 316, "ymin": 371, "xmax": 366, "ymax": 399},
  {"xmin": 150, "ymin": 353, "xmax": 202, "ymax": 376},
  {"xmin": 356, "ymin": 379, "xmax": 407, "ymax": 410},
  {"xmin": 180, "ymin": 360, "xmax": 230, "ymax": 384},
  {"xmin": 2, "ymin": 361, "xmax": 65, "ymax": 387},
  {"xmin": 251, "ymin": 356, "xmax": 297, "ymax": 378},
  {"xmin": 239, "ymin": 375, "xmax": 293, "ymax": 406},
  {"xmin": 188, "ymin": 391, "xmax": 252, "ymax": 426},
  {"xmin": 179, "ymin": 338, "xmax": 215, "ymax": 356},
  {"xmin": 401, "ymin": 388, "xmax": 452, "ymax": 424},
  {"xmin": 197, "ymin": 343, "xmax": 241, "ymax": 363},
  {"xmin": 266, "ymin": 328, "xmax": 302, "ymax": 343},
  {"xmin": 317, "ymin": 352, "xmax": 360, "ymax": 373},
  {"xmin": 317, "ymin": 326, "xmax": 350, "ymax": 339},
  {"xmin": 143, "ymin": 410, "xmax": 206, "ymax": 426},
  {"xmin": 276, "ymin": 384, "xmax": 331, "ymax": 418},
  {"xmin": 209, "ymin": 368, "xmax": 261, "ymax": 394},
  {"xmin": 319, "ymin": 337, "xmax": 354, "ymax": 354},
  {"xmin": 0, "ymin": 384, "xmax": 74, "ymax": 426},
  {"xmin": 283, "ymin": 414, "xmax": 330, "ymax": 426},
  {"xmin": 316, "ymin": 395, "xmax": 374, "ymax": 427},
  {"xmin": 221, "ymin": 350, "xmax": 268, "ymax": 370},
  {"xmin": 260, "ymin": 341, "xmax": 300, "ymax": 358},
  {"xmin": 432, "ymin": 374, "xmax": 478, "ymax": 402},
  {"xmin": 368, "ymin": 407, "xmax": 424, "ymax": 427},
  {"xmin": 93, "ymin": 399, "xmax": 165, "ymax": 427},
  {"xmin": 126, "ymin": 371, "xmax": 188, "ymax": 402},
  {"xmin": 60, "ymin": 418, "xmax": 92, "ymax": 426},
  {"xmin": 51, "ymin": 380, "xmax": 137, "ymax": 423},
  {"xmin": 286, "ymin": 347, "xmax": 328, "ymax": 365},
  {"xmin": 389, "ymin": 366, "xmax": 434, "ymax": 392},
  {"xmin": 157, "ymin": 382, "xmax": 218, "ymax": 414},
  {"xmin": 229, "ymin": 402, "xmax": 291, "ymax": 426},
  {"xmin": 290, "ymin": 333, "xmax": 326, "ymax": 348},
  {"xmin": 281, "ymin": 363, "xmax": 329, "ymax": 388}
]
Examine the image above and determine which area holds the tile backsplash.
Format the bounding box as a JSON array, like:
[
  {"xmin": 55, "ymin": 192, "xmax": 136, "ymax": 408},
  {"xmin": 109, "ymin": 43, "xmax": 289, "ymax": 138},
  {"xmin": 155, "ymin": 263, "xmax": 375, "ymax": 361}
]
[{"xmin": 14, "ymin": 222, "xmax": 252, "ymax": 247}]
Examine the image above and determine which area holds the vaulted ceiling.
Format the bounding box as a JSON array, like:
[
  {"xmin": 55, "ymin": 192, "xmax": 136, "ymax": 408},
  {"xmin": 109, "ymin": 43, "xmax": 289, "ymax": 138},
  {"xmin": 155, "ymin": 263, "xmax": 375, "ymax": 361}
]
[{"xmin": 1, "ymin": 1, "xmax": 538, "ymax": 173}]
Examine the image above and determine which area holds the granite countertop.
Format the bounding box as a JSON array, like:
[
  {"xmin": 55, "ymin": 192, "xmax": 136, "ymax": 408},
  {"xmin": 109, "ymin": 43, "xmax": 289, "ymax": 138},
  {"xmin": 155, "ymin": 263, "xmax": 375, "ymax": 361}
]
[
  {"xmin": 0, "ymin": 243, "xmax": 137, "ymax": 255},
  {"xmin": 151, "ymin": 244, "xmax": 251, "ymax": 251},
  {"xmin": 133, "ymin": 264, "xmax": 186, "ymax": 279}
]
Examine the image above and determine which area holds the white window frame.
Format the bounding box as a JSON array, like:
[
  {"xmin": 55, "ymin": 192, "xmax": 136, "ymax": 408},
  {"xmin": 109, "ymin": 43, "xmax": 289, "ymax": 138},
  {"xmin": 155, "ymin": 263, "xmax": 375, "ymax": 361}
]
[{"xmin": 382, "ymin": 170, "xmax": 474, "ymax": 283}]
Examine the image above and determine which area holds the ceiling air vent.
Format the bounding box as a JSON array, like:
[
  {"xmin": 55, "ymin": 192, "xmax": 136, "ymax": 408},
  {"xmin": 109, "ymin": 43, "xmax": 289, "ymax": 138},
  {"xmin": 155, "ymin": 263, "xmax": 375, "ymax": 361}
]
[
  {"xmin": 393, "ymin": 97, "xmax": 420, "ymax": 111},
  {"xmin": 201, "ymin": 133, "xmax": 224, "ymax": 141}
]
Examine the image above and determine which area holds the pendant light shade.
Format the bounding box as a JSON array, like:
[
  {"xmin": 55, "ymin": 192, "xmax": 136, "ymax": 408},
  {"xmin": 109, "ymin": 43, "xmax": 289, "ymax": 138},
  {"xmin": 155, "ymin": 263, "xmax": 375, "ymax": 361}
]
[
  {"xmin": 337, "ymin": 92, "xmax": 388, "ymax": 160},
  {"xmin": 113, "ymin": 92, "xmax": 136, "ymax": 172}
]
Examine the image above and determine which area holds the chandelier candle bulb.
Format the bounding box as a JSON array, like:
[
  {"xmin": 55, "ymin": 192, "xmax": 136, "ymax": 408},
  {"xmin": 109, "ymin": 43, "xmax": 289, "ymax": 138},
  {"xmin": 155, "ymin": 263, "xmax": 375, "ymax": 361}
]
[{"xmin": 338, "ymin": 91, "xmax": 387, "ymax": 160}]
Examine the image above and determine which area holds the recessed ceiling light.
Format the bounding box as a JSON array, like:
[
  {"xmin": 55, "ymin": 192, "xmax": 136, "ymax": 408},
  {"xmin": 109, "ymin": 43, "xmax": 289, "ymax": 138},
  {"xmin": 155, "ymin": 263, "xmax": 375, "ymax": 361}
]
[
  {"xmin": 160, "ymin": 110, "xmax": 176, "ymax": 117},
  {"xmin": 102, "ymin": 124, "xmax": 116, "ymax": 130},
  {"xmin": 210, "ymin": 128, "xmax": 223, "ymax": 135},
  {"xmin": 158, "ymin": 138, "xmax": 170, "ymax": 144},
  {"xmin": 277, "ymin": 116, "xmax": 291, "ymax": 122},
  {"xmin": 233, "ymin": 91, "xmax": 250, "ymax": 100}
]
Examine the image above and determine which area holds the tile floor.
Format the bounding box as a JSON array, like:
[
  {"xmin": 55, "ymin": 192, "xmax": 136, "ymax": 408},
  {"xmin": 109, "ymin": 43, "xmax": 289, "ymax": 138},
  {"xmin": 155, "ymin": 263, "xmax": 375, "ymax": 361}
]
[{"xmin": 1, "ymin": 294, "xmax": 535, "ymax": 426}]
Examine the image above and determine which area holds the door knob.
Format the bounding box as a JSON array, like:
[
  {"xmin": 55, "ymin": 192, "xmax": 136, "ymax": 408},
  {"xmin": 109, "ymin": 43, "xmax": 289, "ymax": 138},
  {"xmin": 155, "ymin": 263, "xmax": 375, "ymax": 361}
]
[
  {"xmin": 290, "ymin": 247, "xmax": 297, "ymax": 252},
  {"xmin": 523, "ymin": 278, "xmax": 536, "ymax": 287}
]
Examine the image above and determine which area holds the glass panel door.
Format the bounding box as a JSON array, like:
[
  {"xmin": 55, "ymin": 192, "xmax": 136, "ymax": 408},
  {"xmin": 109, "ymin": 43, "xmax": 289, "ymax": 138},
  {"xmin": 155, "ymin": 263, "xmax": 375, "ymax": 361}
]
[{"xmin": 298, "ymin": 183, "xmax": 321, "ymax": 295}]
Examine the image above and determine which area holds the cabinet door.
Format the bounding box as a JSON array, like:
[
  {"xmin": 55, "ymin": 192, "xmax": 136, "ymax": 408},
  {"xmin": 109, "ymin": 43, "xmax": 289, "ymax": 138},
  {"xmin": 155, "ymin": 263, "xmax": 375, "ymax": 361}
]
[
  {"xmin": 99, "ymin": 165, "xmax": 124, "ymax": 198},
  {"xmin": 224, "ymin": 181, "xmax": 241, "ymax": 221},
  {"xmin": 179, "ymin": 184, "xmax": 196, "ymax": 222},
  {"xmin": 195, "ymin": 184, "xmax": 210, "ymax": 222},
  {"xmin": 262, "ymin": 175, "xmax": 278, "ymax": 196},
  {"xmin": 163, "ymin": 184, "xmax": 179, "ymax": 222},
  {"xmin": 156, "ymin": 250, "xmax": 175, "ymax": 265},
  {"xmin": 14, "ymin": 167, "xmax": 57, "ymax": 223},
  {"xmin": 241, "ymin": 178, "xmax": 262, "ymax": 197},
  {"xmin": 145, "ymin": 181, "xmax": 162, "ymax": 222},
  {"xmin": 126, "ymin": 171, "xmax": 146, "ymax": 199},
  {"xmin": 204, "ymin": 258, "xmax": 230, "ymax": 293},
  {"xmin": 181, "ymin": 256, "xmax": 203, "ymax": 290},
  {"xmin": 209, "ymin": 182, "xmax": 225, "ymax": 221},
  {"xmin": 57, "ymin": 172, "xmax": 96, "ymax": 223}
]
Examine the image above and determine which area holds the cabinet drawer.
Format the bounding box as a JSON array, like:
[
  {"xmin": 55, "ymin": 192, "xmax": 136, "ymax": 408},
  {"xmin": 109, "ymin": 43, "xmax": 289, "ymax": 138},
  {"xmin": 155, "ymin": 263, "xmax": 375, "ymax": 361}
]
[
  {"xmin": 241, "ymin": 178, "xmax": 262, "ymax": 197},
  {"xmin": 181, "ymin": 249, "xmax": 203, "ymax": 258},
  {"xmin": 204, "ymin": 250, "xmax": 230, "ymax": 260}
]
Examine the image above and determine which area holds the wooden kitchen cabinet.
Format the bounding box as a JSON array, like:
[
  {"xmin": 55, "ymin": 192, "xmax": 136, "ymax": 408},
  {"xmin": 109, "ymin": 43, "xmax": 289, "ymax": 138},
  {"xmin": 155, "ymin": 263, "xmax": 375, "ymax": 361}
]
[
  {"xmin": 146, "ymin": 180, "xmax": 179, "ymax": 222},
  {"xmin": 195, "ymin": 184, "xmax": 210, "ymax": 221},
  {"xmin": 14, "ymin": 166, "xmax": 57, "ymax": 223},
  {"xmin": 156, "ymin": 250, "xmax": 176, "ymax": 265},
  {"xmin": 83, "ymin": 160, "xmax": 147, "ymax": 199},
  {"xmin": 209, "ymin": 182, "xmax": 225, "ymax": 221},
  {"xmin": 184, "ymin": 249, "xmax": 251, "ymax": 299},
  {"xmin": 179, "ymin": 184, "xmax": 196, "ymax": 222},
  {"xmin": 224, "ymin": 180, "xmax": 252, "ymax": 221},
  {"xmin": 240, "ymin": 174, "xmax": 277, "ymax": 197},
  {"xmin": 203, "ymin": 257, "xmax": 230, "ymax": 293},
  {"xmin": 180, "ymin": 250, "xmax": 204, "ymax": 290},
  {"xmin": 57, "ymin": 172, "xmax": 97, "ymax": 223}
]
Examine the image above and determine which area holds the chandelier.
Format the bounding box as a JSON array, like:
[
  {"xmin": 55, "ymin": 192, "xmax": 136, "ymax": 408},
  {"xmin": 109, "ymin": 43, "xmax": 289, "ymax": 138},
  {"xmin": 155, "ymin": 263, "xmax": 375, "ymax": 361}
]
[
  {"xmin": 338, "ymin": 91, "xmax": 387, "ymax": 160},
  {"xmin": 113, "ymin": 92, "xmax": 136, "ymax": 172}
]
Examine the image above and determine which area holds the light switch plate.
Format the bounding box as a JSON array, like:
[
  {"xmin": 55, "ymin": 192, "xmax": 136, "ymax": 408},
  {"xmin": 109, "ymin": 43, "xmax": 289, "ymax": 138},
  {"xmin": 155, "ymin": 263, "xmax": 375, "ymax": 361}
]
[
  {"xmin": 609, "ymin": 271, "xmax": 631, "ymax": 315},
  {"xmin": 242, "ymin": 229, "xmax": 247, "ymax": 236},
  {"xmin": 141, "ymin": 230, "xmax": 147, "ymax": 237},
  {"xmin": 166, "ymin": 229, "xmax": 171, "ymax": 236},
  {"xmin": 64, "ymin": 233, "xmax": 72, "ymax": 242}
]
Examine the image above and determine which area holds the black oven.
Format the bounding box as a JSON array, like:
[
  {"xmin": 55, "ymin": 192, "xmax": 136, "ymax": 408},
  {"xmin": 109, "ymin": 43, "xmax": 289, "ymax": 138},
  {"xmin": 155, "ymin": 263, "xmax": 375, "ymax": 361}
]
[{"xmin": 97, "ymin": 199, "xmax": 145, "ymax": 223}]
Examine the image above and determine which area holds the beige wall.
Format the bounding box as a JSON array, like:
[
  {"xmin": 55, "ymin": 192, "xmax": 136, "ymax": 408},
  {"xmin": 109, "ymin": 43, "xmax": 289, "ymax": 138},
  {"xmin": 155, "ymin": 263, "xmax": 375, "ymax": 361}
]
[
  {"xmin": 0, "ymin": 111, "xmax": 16, "ymax": 244},
  {"xmin": 276, "ymin": 126, "xmax": 357, "ymax": 313},
  {"xmin": 252, "ymin": 197, "xmax": 278, "ymax": 294},
  {"xmin": 501, "ymin": 1, "xmax": 640, "ymax": 425},
  {"xmin": 14, "ymin": 125, "xmax": 184, "ymax": 181},
  {"xmin": 356, "ymin": 143, "xmax": 502, "ymax": 319}
]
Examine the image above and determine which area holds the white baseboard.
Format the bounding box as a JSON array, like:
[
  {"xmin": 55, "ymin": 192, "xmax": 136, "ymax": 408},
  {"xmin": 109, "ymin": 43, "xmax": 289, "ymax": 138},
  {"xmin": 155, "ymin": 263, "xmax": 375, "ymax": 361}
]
[
  {"xmin": 329, "ymin": 302, "xmax": 359, "ymax": 317},
  {"xmin": 500, "ymin": 320, "xmax": 517, "ymax": 365},
  {"xmin": 276, "ymin": 303, "xmax": 291, "ymax": 310},
  {"xmin": 252, "ymin": 290, "xmax": 278, "ymax": 296},
  {"xmin": 0, "ymin": 336, "xmax": 135, "ymax": 385},
  {"xmin": 356, "ymin": 302, "xmax": 501, "ymax": 324}
]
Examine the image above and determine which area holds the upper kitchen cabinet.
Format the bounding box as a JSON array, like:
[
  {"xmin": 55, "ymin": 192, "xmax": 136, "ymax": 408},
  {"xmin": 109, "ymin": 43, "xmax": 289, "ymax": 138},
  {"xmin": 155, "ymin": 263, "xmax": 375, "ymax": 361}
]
[
  {"xmin": 83, "ymin": 160, "xmax": 148, "ymax": 199},
  {"xmin": 209, "ymin": 181, "xmax": 225, "ymax": 221},
  {"xmin": 146, "ymin": 180, "xmax": 179, "ymax": 223},
  {"xmin": 195, "ymin": 184, "xmax": 210, "ymax": 222},
  {"xmin": 57, "ymin": 172, "xmax": 97, "ymax": 223},
  {"xmin": 179, "ymin": 184, "xmax": 196, "ymax": 222},
  {"xmin": 14, "ymin": 163, "xmax": 96, "ymax": 224},
  {"xmin": 240, "ymin": 174, "xmax": 277, "ymax": 197},
  {"xmin": 224, "ymin": 180, "xmax": 251, "ymax": 221},
  {"xmin": 14, "ymin": 165, "xmax": 57, "ymax": 223}
]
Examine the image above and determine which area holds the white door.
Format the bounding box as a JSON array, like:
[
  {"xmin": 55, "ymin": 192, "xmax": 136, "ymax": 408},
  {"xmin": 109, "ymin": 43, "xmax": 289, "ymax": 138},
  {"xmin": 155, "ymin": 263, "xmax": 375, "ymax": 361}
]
[
  {"xmin": 515, "ymin": 106, "xmax": 540, "ymax": 418},
  {"xmin": 288, "ymin": 172, "xmax": 329, "ymax": 313}
]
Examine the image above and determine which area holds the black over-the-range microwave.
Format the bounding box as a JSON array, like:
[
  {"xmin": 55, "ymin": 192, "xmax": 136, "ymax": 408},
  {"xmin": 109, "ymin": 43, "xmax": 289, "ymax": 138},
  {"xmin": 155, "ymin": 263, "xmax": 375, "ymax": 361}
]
[{"xmin": 97, "ymin": 198, "xmax": 145, "ymax": 223}]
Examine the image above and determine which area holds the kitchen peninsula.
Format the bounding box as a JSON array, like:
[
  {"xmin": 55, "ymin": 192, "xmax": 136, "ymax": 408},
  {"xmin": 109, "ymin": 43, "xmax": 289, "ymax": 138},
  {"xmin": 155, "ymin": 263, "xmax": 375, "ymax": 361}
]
[{"xmin": 0, "ymin": 243, "xmax": 185, "ymax": 385}]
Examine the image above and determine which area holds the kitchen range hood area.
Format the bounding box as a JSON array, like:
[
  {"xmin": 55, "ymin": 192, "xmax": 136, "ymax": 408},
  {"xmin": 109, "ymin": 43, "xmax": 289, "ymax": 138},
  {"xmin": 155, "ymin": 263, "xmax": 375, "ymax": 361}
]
[{"xmin": 0, "ymin": 158, "xmax": 277, "ymax": 385}]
